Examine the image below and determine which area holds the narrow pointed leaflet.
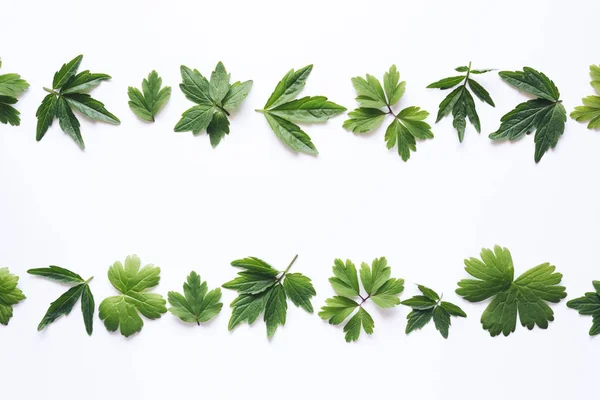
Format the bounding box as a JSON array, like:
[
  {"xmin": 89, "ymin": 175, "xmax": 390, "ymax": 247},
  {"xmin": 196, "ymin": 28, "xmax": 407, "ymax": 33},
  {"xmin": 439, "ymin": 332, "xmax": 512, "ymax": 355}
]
[
  {"xmin": 567, "ymin": 281, "xmax": 600, "ymax": 336},
  {"xmin": 401, "ymin": 284, "xmax": 466, "ymax": 338},
  {"xmin": 28, "ymin": 265, "xmax": 95, "ymax": 335},
  {"xmin": 0, "ymin": 58, "xmax": 30, "ymax": 126},
  {"xmin": 35, "ymin": 55, "xmax": 119, "ymax": 149},
  {"xmin": 344, "ymin": 65, "xmax": 434, "ymax": 161},
  {"xmin": 0, "ymin": 268, "xmax": 26, "ymax": 325},
  {"xmin": 490, "ymin": 67, "xmax": 567, "ymax": 163},
  {"xmin": 128, "ymin": 70, "xmax": 171, "ymax": 122},
  {"xmin": 258, "ymin": 65, "xmax": 346, "ymax": 155},
  {"xmin": 175, "ymin": 62, "xmax": 252, "ymax": 148},
  {"xmin": 168, "ymin": 271, "xmax": 223, "ymax": 325},
  {"xmin": 427, "ymin": 62, "xmax": 495, "ymax": 142},
  {"xmin": 223, "ymin": 254, "xmax": 316, "ymax": 338},
  {"xmin": 99, "ymin": 255, "xmax": 167, "ymax": 337},
  {"xmin": 319, "ymin": 257, "xmax": 404, "ymax": 342},
  {"xmin": 456, "ymin": 246, "xmax": 566, "ymax": 337},
  {"xmin": 571, "ymin": 65, "xmax": 600, "ymax": 129}
]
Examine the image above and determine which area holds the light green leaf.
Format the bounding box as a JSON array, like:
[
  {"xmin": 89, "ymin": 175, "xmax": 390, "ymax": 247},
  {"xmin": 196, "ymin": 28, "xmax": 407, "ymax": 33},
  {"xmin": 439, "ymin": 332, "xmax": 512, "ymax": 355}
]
[
  {"xmin": 127, "ymin": 70, "xmax": 171, "ymax": 122},
  {"xmin": 222, "ymin": 80, "xmax": 253, "ymax": 111},
  {"xmin": 383, "ymin": 64, "xmax": 405, "ymax": 106},
  {"xmin": 0, "ymin": 96, "xmax": 20, "ymax": 126},
  {"xmin": 283, "ymin": 273, "xmax": 316, "ymax": 313},
  {"xmin": 168, "ymin": 271, "xmax": 222, "ymax": 325},
  {"xmin": 571, "ymin": 65, "xmax": 600, "ymax": 130},
  {"xmin": 329, "ymin": 259, "xmax": 360, "ymax": 298},
  {"xmin": 264, "ymin": 65, "xmax": 312, "ymax": 109},
  {"xmin": 343, "ymin": 307, "xmax": 374, "ymax": 342},
  {"xmin": 264, "ymin": 112, "xmax": 318, "ymax": 155},
  {"xmin": 268, "ymin": 96, "xmax": 346, "ymax": 122},
  {"xmin": 427, "ymin": 76, "xmax": 465, "ymax": 89},
  {"xmin": 0, "ymin": 268, "xmax": 26, "ymax": 326},
  {"xmin": 342, "ymin": 108, "xmax": 387, "ymax": 134},
  {"xmin": 209, "ymin": 62, "xmax": 230, "ymax": 105}
]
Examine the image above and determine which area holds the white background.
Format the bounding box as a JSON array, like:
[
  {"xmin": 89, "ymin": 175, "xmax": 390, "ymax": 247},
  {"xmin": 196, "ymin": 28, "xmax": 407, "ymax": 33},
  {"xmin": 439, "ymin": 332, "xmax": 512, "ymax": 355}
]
[{"xmin": 1, "ymin": 0, "xmax": 599, "ymax": 398}]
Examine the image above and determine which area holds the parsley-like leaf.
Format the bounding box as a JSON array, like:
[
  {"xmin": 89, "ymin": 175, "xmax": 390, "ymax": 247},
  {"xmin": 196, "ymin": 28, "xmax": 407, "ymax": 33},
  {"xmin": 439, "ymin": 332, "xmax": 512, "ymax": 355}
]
[
  {"xmin": 223, "ymin": 255, "xmax": 316, "ymax": 338},
  {"xmin": 99, "ymin": 255, "xmax": 167, "ymax": 337},
  {"xmin": 344, "ymin": 65, "xmax": 433, "ymax": 161},
  {"xmin": 319, "ymin": 257, "xmax": 404, "ymax": 342},
  {"xmin": 490, "ymin": 67, "xmax": 566, "ymax": 163},
  {"xmin": 27, "ymin": 266, "xmax": 95, "ymax": 335},
  {"xmin": 567, "ymin": 281, "xmax": 600, "ymax": 336},
  {"xmin": 0, "ymin": 268, "xmax": 26, "ymax": 326},
  {"xmin": 36, "ymin": 55, "xmax": 119, "ymax": 149},
  {"xmin": 571, "ymin": 65, "xmax": 600, "ymax": 129},
  {"xmin": 168, "ymin": 271, "xmax": 222, "ymax": 325},
  {"xmin": 128, "ymin": 70, "xmax": 171, "ymax": 122},
  {"xmin": 258, "ymin": 65, "xmax": 346, "ymax": 155},
  {"xmin": 401, "ymin": 285, "xmax": 466, "ymax": 338},
  {"xmin": 0, "ymin": 58, "xmax": 30, "ymax": 126},
  {"xmin": 427, "ymin": 62, "xmax": 495, "ymax": 142},
  {"xmin": 456, "ymin": 245, "xmax": 566, "ymax": 337},
  {"xmin": 175, "ymin": 62, "xmax": 252, "ymax": 148}
]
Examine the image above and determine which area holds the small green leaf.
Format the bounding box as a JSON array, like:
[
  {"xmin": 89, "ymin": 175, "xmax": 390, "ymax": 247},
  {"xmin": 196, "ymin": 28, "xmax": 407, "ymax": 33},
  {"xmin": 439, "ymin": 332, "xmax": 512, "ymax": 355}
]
[
  {"xmin": 417, "ymin": 285, "xmax": 440, "ymax": 301},
  {"xmin": 81, "ymin": 285, "xmax": 95, "ymax": 336},
  {"xmin": 571, "ymin": 65, "xmax": 600, "ymax": 130},
  {"xmin": 343, "ymin": 307, "xmax": 374, "ymax": 342},
  {"xmin": 383, "ymin": 65, "xmax": 405, "ymax": 106},
  {"xmin": 330, "ymin": 259, "xmax": 360, "ymax": 298},
  {"xmin": 57, "ymin": 97, "xmax": 84, "ymax": 149},
  {"xmin": 0, "ymin": 96, "xmax": 20, "ymax": 126},
  {"xmin": 264, "ymin": 65, "xmax": 312, "ymax": 109},
  {"xmin": 433, "ymin": 306, "xmax": 451, "ymax": 338},
  {"xmin": 61, "ymin": 71, "xmax": 111, "ymax": 94},
  {"xmin": 168, "ymin": 271, "xmax": 223, "ymax": 325},
  {"xmin": 264, "ymin": 112, "xmax": 318, "ymax": 155},
  {"xmin": 35, "ymin": 94, "xmax": 58, "ymax": 141},
  {"xmin": 406, "ymin": 308, "xmax": 434, "ymax": 334},
  {"xmin": 264, "ymin": 284, "xmax": 287, "ymax": 338},
  {"xmin": 64, "ymin": 93, "xmax": 120, "ymax": 124},
  {"xmin": 209, "ymin": 62, "xmax": 230, "ymax": 105},
  {"xmin": 468, "ymin": 78, "xmax": 495, "ymax": 107},
  {"xmin": 427, "ymin": 76, "xmax": 465, "ymax": 89},
  {"xmin": 207, "ymin": 109, "xmax": 230, "ymax": 148},
  {"xmin": 0, "ymin": 268, "xmax": 26, "ymax": 326},
  {"xmin": 401, "ymin": 295, "xmax": 437, "ymax": 310},
  {"xmin": 268, "ymin": 96, "xmax": 346, "ymax": 123},
  {"xmin": 283, "ymin": 273, "xmax": 316, "ymax": 313},
  {"xmin": 27, "ymin": 266, "xmax": 84, "ymax": 283},
  {"xmin": 342, "ymin": 108, "xmax": 386, "ymax": 134},
  {"xmin": 174, "ymin": 104, "xmax": 215, "ymax": 135},
  {"xmin": 127, "ymin": 70, "xmax": 171, "ymax": 122},
  {"xmin": 53, "ymin": 54, "xmax": 83, "ymax": 89},
  {"xmin": 222, "ymin": 80, "xmax": 253, "ymax": 111},
  {"xmin": 37, "ymin": 284, "xmax": 85, "ymax": 332}
]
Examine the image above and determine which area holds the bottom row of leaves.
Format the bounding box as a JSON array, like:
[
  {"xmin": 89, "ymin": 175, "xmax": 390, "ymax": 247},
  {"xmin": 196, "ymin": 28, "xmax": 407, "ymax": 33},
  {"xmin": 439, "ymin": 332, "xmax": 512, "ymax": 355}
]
[{"xmin": 1, "ymin": 246, "xmax": 599, "ymax": 341}]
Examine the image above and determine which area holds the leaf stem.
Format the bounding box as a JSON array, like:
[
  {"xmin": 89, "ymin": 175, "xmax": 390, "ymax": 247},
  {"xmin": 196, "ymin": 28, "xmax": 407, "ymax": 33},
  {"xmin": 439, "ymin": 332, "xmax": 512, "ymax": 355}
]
[
  {"xmin": 359, "ymin": 294, "xmax": 370, "ymax": 307},
  {"xmin": 463, "ymin": 61, "xmax": 472, "ymax": 87},
  {"xmin": 84, "ymin": 276, "xmax": 94, "ymax": 285},
  {"xmin": 43, "ymin": 87, "xmax": 59, "ymax": 96},
  {"xmin": 276, "ymin": 254, "xmax": 298, "ymax": 283},
  {"xmin": 216, "ymin": 104, "xmax": 230, "ymax": 116}
]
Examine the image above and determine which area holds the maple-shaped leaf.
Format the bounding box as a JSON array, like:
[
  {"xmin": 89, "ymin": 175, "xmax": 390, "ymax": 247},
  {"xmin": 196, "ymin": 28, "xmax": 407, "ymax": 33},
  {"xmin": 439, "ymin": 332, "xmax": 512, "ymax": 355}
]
[
  {"xmin": 456, "ymin": 245, "xmax": 566, "ymax": 337},
  {"xmin": 344, "ymin": 65, "xmax": 433, "ymax": 161},
  {"xmin": 168, "ymin": 271, "xmax": 222, "ymax": 325},
  {"xmin": 128, "ymin": 70, "xmax": 171, "ymax": 122},
  {"xmin": 223, "ymin": 255, "xmax": 316, "ymax": 338},
  {"xmin": 174, "ymin": 62, "xmax": 252, "ymax": 148},
  {"xmin": 571, "ymin": 65, "xmax": 600, "ymax": 129},
  {"xmin": 567, "ymin": 281, "xmax": 600, "ymax": 336},
  {"xmin": 319, "ymin": 257, "xmax": 404, "ymax": 342},
  {"xmin": 99, "ymin": 255, "xmax": 167, "ymax": 337},
  {"xmin": 28, "ymin": 266, "xmax": 95, "ymax": 335},
  {"xmin": 427, "ymin": 62, "xmax": 495, "ymax": 142},
  {"xmin": 36, "ymin": 55, "xmax": 120, "ymax": 149},
  {"xmin": 401, "ymin": 284, "xmax": 466, "ymax": 338},
  {"xmin": 258, "ymin": 65, "xmax": 346, "ymax": 155},
  {"xmin": 0, "ymin": 267, "xmax": 26, "ymax": 325},
  {"xmin": 0, "ymin": 58, "xmax": 30, "ymax": 126},
  {"xmin": 489, "ymin": 67, "xmax": 566, "ymax": 163}
]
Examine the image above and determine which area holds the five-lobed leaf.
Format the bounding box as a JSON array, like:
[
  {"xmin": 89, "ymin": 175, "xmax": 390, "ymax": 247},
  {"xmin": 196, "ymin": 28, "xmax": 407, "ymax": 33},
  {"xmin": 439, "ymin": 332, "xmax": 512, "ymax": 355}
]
[
  {"xmin": 427, "ymin": 62, "xmax": 494, "ymax": 142},
  {"xmin": 168, "ymin": 271, "xmax": 222, "ymax": 325},
  {"xmin": 128, "ymin": 70, "xmax": 171, "ymax": 122},
  {"xmin": 36, "ymin": 54, "xmax": 120, "ymax": 149},
  {"xmin": 567, "ymin": 281, "xmax": 600, "ymax": 336},
  {"xmin": 27, "ymin": 265, "xmax": 94, "ymax": 335},
  {"xmin": 319, "ymin": 257, "xmax": 404, "ymax": 342},
  {"xmin": 175, "ymin": 62, "xmax": 252, "ymax": 147},
  {"xmin": 0, "ymin": 268, "xmax": 26, "ymax": 326},
  {"xmin": 99, "ymin": 255, "xmax": 167, "ymax": 337},
  {"xmin": 345, "ymin": 65, "xmax": 433, "ymax": 160},
  {"xmin": 490, "ymin": 67, "xmax": 566, "ymax": 163},
  {"xmin": 260, "ymin": 65, "xmax": 345, "ymax": 155},
  {"xmin": 456, "ymin": 245, "xmax": 566, "ymax": 337},
  {"xmin": 571, "ymin": 65, "xmax": 600, "ymax": 129}
]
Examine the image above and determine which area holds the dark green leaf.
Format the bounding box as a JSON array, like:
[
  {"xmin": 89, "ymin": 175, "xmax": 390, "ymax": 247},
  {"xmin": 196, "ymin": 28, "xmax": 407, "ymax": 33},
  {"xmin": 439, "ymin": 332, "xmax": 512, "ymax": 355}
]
[
  {"xmin": 174, "ymin": 104, "xmax": 214, "ymax": 135},
  {"xmin": 228, "ymin": 291, "xmax": 269, "ymax": 331},
  {"xmin": 401, "ymin": 295, "xmax": 437, "ymax": 310},
  {"xmin": 0, "ymin": 96, "xmax": 20, "ymax": 126},
  {"xmin": 35, "ymin": 94, "xmax": 58, "ymax": 141},
  {"xmin": 53, "ymin": 55, "xmax": 83, "ymax": 89},
  {"xmin": 427, "ymin": 76, "xmax": 465, "ymax": 89},
  {"xmin": 417, "ymin": 285, "xmax": 440, "ymax": 301},
  {"xmin": 283, "ymin": 273, "xmax": 316, "ymax": 313},
  {"xmin": 179, "ymin": 65, "xmax": 211, "ymax": 105},
  {"xmin": 433, "ymin": 306, "xmax": 451, "ymax": 338},
  {"xmin": 57, "ymin": 97, "xmax": 84, "ymax": 149},
  {"xmin": 27, "ymin": 266, "xmax": 84, "ymax": 283},
  {"xmin": 468, "ymin": 78, "xmax": 495, "ymax": 107},
  {"xmin": 61, "ymin": 71, "xmax": 111, "ymax": 94},
  {"xmin": 440, "ymin": 301, "xmax": 467, "ymax": 317},
  {"xmin": 81, "ymin": 284, "xmax": 94, "ymax": 336},
  {"xmin": 406, "ymin": 308, "xmax": 434, "ymax": 334},
  {"xmin": 265, "ymin": 65, "xmax": 312, "ymax": 109},
  {"xmin": 222, "ymin": 80, "xmax": 253, "ymax": 111},
  {"xmin": 499, "ymin": 67, "xmax": 560, "ymax": 101},
  {"xmin": 127, "ymin": 70, "xmax": 171, "ymax": 122},
  {"xmin": 264, "ymin": 284, "xmax": 287, "ymax": 338},
  {"xmin": 207, "ymin": 109, "xmax": 230, "ymax": 148},
  {"xmin": 64, "ymin": 93, "xmax": 120, "ymax": 124},
  {"xmin": 37, "ymin": 284, "xmax": 85, "ymax": 331}
]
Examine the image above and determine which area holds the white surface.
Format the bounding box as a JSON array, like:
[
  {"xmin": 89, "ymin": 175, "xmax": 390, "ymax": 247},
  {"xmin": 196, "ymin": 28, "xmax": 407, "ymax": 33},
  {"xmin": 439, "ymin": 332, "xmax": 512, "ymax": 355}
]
[{"xmin": 1, "ymin": 0, "xmax": 599, "ymax": 398}]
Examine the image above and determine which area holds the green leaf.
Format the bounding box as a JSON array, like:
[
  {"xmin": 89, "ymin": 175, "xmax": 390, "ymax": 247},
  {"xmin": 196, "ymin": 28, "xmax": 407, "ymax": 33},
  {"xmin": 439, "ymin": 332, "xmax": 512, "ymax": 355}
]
[
  {"xmin": 571, "ymin": 65, "xmax": 600, "ymax": 129},
  {"xmin": 174, "ymin": 104, "xmax": 215, "ymax": 135},
  {"xmin": 456, "ymin": 245, "xmax": 566, "ymax": 337},
  {"xmin": 179, "ymin": 65, "xmax": 211, "ymax": 105},
  {"xmin": 435, "ymin": 86, "xmax": 464, "ymax": 123},
  {"xmin": 468, "ymin": 78, "xmax": 495, "ymax": 106},
  {"xmin": 127, "ymin": 70, "xmax": 171, "ymax": 122},
  {"xmin": 27, "ymin": 265, "xmax": 84, "ymax": 283},
  {"xmin": 61, "ymin": 71, "xmax": 111, "ymax": 94},
  {"xmin": 264, "ymin": 112, "xmax": 318, "ymax": 155},
  {"xmin": 57, "ymin": 97, "xmax": 84, "ymax": 149},
  {"xmin": 53, "ymin": 54, "xmax": 83, "ymax": 89},
  {"xmin": 440, "ymin": 301, "xmax": 467, "ymax": 317},
  {"xmin": 224, "ymin": 255, "xmax": 314, "ymax": 337},
  {"xmin": 268, "ymin": 96, "xmax": 346, "ymax": 123},
  {"xmin": 0, "ymin": 72, "xmax": 30, "ymax": 97},
  {"xmin": 35, "ymin": 94, "xmax": 58, "ymax": 141},
  {"xmin": 383, "ymin": 65, "xmax": 405, "ymax": 106},
  {"xmin": 321, "ymin": 256, "xmax": 403, "ymax": 341},
  {"xmin": 427, "ymin": 76, "xmax": 465, "ymax": 89},
  {"xmin": 264, "ymin": 284, "xmax": 287, "ymax": 338},
  {"xmin": 406, "ymin": 309, "xmax": 434, "ymax": 334},
  {"xmin": 168, "ymin": 271, "xmax": 223, "ymax": 325},
  {"xmin": 490, "ymin": 98, "xmax": 567, "ymax": 163},
  {"xmin": 417, "ymin": 285, "xmax": 440, "ymax": 301},
  {"xmin": 0, "ymin": 268, "xmax": 26, "ymax": 326},
  {"xmin": 64, "ymin": 93, "xmax": 120, "ymax": 124},
  {"xmin": 81, "ymin": 285, "xmax": 95, "ymax": 336},
  {"xmin": 207, "ymin": 109, "xmax": 230, "ymax": 148},
  {"xmin": 567, "ymin": 281, "xmax": 600, "ymax": 336},
  {"xmin": 401, "ymin": 295, "xmax": 437, "ymax": 310},
  {"xmin": 283, "ymin": 273, "xmax": 316, "ymax": 313},
  {"xmin": 499, "ymin": 67, "xmax": 560, "ymax": 102},
  {"xmin": 222, "ymin": 80, "xmax": 253, "ymax": 111},
  {"xmin": 385, "ymin": 107, "xmax": 434, "ymax": 161},
  {"xmin": 0, "ymin": 96, "xmax": 21, "ymax": 126},
  {"xmin": 264, "ymin": 65, "xmax": 312, "ymax": 109},
  {"xmin": 433, "ymin": 306, "xmax": 451, "ymax": 338},
  {"xmin": 37, "ymin": 284, "xmax": 85, "ymax": 332},
  {"xmin": 209, "ymin": 62, "xmax": 230, "ymax": 105},
  {"xmin": 343, "ymin": 307, "xmax": 374, "ymax": 342},
  {"xmin": 342, "ymin": 108, "xmax": 386, "ymax": 133},
  {"xmin": 99, "ymin": 255, "xmax": 167, "ymax": 337},
  {"xmin": 351, "ymin": 74, "xmax": 387, "ymax": 109}
]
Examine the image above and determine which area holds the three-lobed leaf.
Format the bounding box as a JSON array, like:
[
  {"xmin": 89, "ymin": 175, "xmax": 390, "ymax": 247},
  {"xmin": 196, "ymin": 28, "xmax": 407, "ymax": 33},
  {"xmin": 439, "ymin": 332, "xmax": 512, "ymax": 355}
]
[
  {"xmin": 0, "ymin": 268, "xmax": 26, "ymax": 326},
  {"xmin": 128, "ymin": 70, "xmax": 171, "ymax": 122},
  {"xmin": 168, "ymin": 271, "xmax": 222, "ymax": 325}
]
